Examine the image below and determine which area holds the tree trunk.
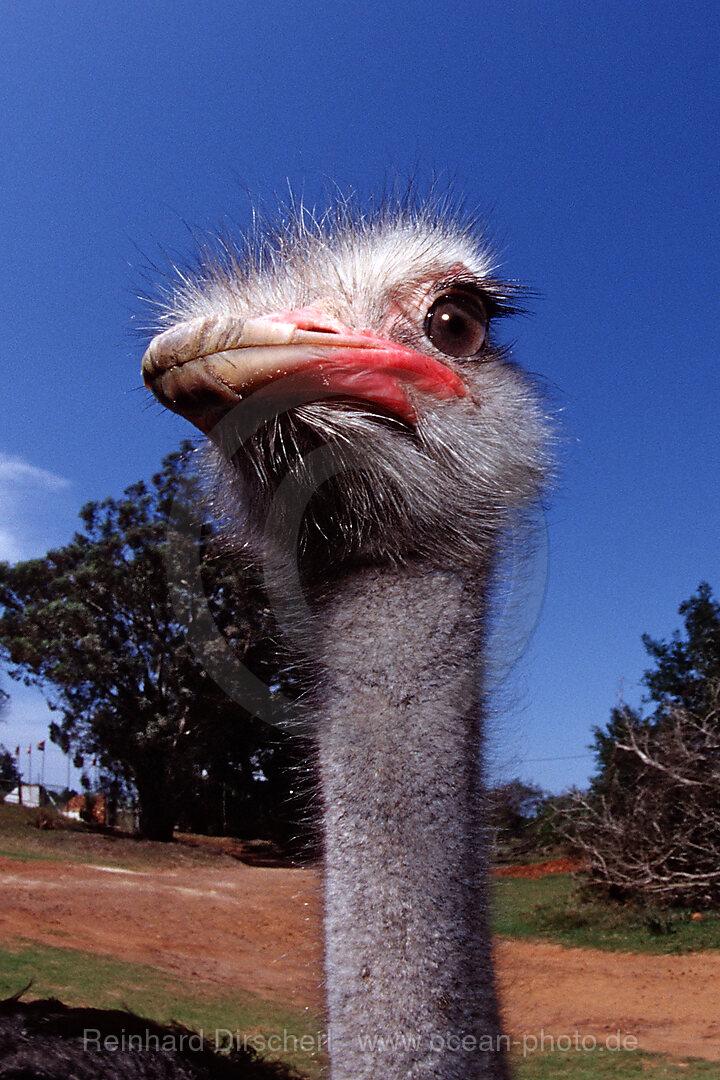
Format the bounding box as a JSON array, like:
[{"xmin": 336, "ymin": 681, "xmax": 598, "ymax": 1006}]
[{"xmin": 135, "ymin": 771, "xmax": 178, "ymax": 842}]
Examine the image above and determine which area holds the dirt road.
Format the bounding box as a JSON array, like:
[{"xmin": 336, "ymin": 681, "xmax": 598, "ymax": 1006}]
[{"xmin": 1, "ymin": 853, "xmax": 719, "ymax": 1060}]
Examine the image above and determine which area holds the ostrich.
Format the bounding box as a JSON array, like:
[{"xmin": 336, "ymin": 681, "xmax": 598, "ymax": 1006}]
[
  {"xmin": 0, "ymin": 994, "xmax": 298, "ymax": 1079},
  {"xmin": 142, "ymin": 195, "xmax": 549, "ymax": 1080}
]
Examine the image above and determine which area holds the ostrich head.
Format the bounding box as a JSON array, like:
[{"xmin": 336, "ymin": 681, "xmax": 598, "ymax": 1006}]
[{"xmin": 142, "ymin": 198, "xmax": 548, "ymax": 576}]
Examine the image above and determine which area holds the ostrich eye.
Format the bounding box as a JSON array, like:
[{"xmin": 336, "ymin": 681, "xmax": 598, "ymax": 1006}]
[{"xmin": 424, "ymin": 291, "xmax": 488, "ymax": 358}]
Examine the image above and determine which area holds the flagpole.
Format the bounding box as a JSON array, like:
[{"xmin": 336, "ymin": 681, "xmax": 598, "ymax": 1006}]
[{"xmin": 15, "ymin": 748, "xmax": 21, "ymax": 806}]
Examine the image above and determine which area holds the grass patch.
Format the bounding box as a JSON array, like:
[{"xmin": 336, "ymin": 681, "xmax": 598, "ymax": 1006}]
[
  {"xmin": 0, "ymin": 940, "xmax": 325, "ymax": 1078},
  {"xmin": 513, "ymin": 1047, "xmax": 718, "ymax": 1078},
  {"xmin": 0, "ymin": 803, "xmax": 231, "ymax": 871},
  {"xmin": 492, "ymin": 873, "xmax": 720, "ymax": 954},
  {"xmin": 493, "ymin": 875, "xmax": 573, "ymax": 938}
]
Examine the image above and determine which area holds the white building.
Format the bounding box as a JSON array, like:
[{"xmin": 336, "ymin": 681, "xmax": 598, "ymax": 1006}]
[{"xmin": 4, "ymin": 784, "xmax": 45, "ymax": 808}]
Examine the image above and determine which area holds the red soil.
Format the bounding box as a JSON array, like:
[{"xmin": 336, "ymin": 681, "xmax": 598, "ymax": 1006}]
[
  {"xmin": 494, "ymin": 856, "xmax": 586, "ymax": 879},
  {"xmin": 0, "ymin": 851, "xmax": 718, "ymax": 1062}
]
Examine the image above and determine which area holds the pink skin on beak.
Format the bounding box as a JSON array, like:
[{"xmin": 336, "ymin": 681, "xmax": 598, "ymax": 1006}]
[
  {"xmin": 266, "ymin": 306, "xmax": 468, "ymax": 423},
  {"xmin": 142, "ymin": 305, "xmax": 468, "ymax": 433}
]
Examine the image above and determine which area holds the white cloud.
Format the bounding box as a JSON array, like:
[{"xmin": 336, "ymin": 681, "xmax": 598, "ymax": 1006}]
[
  {"xmin": 0, "ymin": 527, "xmax": 23, "ymax": 564},
  {"xmin": 0, "ymin": 454, "xmax": 71, "ymax": 491},
  {"xmin": 0, "ymin": 452, "xmax": 73, "ymax": 562}
]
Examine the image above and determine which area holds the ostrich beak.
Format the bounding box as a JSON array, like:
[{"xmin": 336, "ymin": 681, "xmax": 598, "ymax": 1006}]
[{"xmin": 142, "ymin": 311, "xmax": 467, "ymax": 433}]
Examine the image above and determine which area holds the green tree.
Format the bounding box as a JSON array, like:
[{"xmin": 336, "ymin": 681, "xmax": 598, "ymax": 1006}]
[
  {"xmin": 0, "ymin": 446, "xmax": 305, "ymax": 842},
  {"xmin": 588, "ymin": 702, "xmax": 650, "ymax": 798},
  {"xmin": 589, "ymin": 583, "xmax": 720, "ymax": 793},
  {"xmin": 0, "ymin": 684, "xmax": 19, "ymax": 793},
  {"xmin": 489, "ymin": 778, "xmax": 544, "ymax": 839},
  {"xmin": 642, "ymin": 581, "xmax": 720, "ymax": 712}
]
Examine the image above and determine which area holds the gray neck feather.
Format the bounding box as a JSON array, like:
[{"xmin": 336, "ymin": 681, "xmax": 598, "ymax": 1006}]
[{"xmin": 314, "ymin": 561, "xmax": 509, "ymax": 1080}]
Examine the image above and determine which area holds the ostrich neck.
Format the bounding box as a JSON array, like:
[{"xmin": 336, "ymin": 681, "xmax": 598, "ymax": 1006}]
[{"xmin": 314, "ymin": 561, "xmax": 508, "ymax": 1080}]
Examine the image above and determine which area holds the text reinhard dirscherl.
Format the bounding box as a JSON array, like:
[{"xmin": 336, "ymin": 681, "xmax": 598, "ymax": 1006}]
[{"xmin": 82, "ymin": 1028, "xmax": 639, "ymax": 1058}]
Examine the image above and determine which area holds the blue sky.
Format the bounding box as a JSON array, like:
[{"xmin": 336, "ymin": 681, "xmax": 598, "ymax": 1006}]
[{"xmin": 1, "ymin": 0, "xmax": 718, "ymax": 792}]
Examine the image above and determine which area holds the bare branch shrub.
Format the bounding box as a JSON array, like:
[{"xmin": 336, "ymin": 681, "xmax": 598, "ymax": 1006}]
[{"xmin": 561, "ymin": 681, "xmax": 720, "ymax": 907}]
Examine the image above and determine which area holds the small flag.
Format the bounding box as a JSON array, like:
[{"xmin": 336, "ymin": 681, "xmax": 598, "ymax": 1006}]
[
  {"xmin": 26, "ymin": 746, "xmax": 31, "ymax": 755},
  {"xmin": 14, "ymin": 747, "xmax": 19, "ymax": 757},
  {"xmin": 37, "ymin": 741, "xmax": 45, "ymax": 752}
]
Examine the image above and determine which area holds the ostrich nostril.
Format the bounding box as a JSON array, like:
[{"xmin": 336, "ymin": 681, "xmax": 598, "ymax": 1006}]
[{"xmin": 265, "ymin": 305, "xmax": 349, "ymax": 335}]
